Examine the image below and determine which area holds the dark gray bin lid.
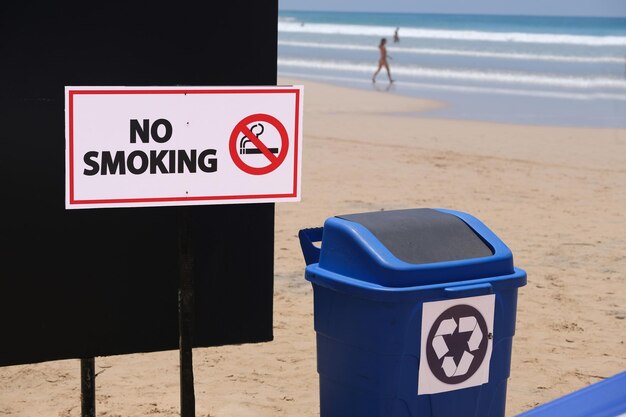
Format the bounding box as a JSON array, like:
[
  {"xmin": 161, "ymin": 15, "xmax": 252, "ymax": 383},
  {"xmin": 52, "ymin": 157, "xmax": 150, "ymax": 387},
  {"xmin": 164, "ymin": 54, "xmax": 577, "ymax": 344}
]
[{"xmin": 338, "ymin": 208, "xmax": 493, "ymax": 264}]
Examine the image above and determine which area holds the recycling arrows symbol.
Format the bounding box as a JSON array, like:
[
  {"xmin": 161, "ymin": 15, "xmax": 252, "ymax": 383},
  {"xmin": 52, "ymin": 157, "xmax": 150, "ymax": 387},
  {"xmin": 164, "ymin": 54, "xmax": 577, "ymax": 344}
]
[
  {"xmin": 425, "ymin": 304, "xmax": 490, "ymax": 384},
  {"xmin": 432, "ymin": 316, "xmax": 483, "ymax": 378}
]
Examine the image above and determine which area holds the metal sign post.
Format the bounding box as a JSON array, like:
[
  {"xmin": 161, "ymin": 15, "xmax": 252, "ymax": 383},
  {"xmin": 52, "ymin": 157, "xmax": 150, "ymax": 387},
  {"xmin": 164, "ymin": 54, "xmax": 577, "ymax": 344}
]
[
  {"xmin": 178, "ymin": 207, "xmax": 196, "ymax": 417},
  {"xmin": 80, "ymin": 357, "xmax": 96, "ymax": 417}
]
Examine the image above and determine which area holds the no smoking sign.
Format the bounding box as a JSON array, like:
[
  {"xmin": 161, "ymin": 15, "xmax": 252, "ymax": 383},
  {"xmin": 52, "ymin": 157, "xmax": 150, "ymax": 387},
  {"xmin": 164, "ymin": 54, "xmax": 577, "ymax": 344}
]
[
  {"xmin": 65, "ymin": 86, "xmax": 303, "ymax": 209},
  {"xmin": 229, "ymin": 113, "xmax": 289, "ymax": 175}
]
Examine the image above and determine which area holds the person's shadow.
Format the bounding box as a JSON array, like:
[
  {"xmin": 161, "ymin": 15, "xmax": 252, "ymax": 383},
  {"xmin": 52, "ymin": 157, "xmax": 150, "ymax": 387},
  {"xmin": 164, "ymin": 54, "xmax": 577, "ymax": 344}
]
[{"xmin": 372, "ymin": 80, "xmax": 396, "ymax": 93}]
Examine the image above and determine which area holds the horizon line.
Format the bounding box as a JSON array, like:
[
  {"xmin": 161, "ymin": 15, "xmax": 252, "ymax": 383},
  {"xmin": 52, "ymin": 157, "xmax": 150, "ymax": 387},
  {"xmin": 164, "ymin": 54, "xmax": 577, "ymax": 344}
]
[{"xmin": 278, "ymin": 8, "xmax": 626, "ymax": 19}]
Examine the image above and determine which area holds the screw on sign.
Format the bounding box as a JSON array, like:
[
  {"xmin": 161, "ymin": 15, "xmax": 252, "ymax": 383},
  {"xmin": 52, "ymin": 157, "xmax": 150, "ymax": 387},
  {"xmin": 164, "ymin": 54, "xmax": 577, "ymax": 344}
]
[
  {"xmin": 426, "ymin": 304, "xmax": 490, "ymax": 384},
  {"xmin": 229, "ymin": 113, "xmax": 289, "ymax": 175}
]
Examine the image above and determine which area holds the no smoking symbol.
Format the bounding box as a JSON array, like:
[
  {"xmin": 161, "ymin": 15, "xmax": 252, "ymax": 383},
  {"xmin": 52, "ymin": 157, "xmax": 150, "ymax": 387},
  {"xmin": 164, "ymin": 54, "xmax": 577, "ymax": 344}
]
[
  {"xmin": 229, "ymin": 113, "xmax": 289, "ymax": 175},
  {"xmin": 426, "ymin": 304, "xmax": 490, "ymax": 385}
]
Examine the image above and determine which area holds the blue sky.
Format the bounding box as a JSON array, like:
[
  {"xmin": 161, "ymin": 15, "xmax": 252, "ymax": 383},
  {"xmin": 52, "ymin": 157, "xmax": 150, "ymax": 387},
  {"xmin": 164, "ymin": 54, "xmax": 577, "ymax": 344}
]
[{"xmin": 278, "ymin": 0, "xmax": 626, "ymax": 18}]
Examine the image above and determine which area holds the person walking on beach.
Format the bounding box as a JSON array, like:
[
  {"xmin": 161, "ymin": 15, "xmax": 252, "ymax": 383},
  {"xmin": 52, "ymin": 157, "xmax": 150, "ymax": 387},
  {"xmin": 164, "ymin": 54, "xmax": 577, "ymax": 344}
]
[{"xmin": 372, "ymin": 37, "xmax": 393, "ymax": 83}]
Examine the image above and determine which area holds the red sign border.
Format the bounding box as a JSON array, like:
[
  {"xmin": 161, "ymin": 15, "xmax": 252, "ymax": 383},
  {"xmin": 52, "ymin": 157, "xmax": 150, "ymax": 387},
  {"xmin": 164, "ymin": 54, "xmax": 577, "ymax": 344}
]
[{"xmin": 67, "ymin": 87, "xmax": 301, "ymax": 207}]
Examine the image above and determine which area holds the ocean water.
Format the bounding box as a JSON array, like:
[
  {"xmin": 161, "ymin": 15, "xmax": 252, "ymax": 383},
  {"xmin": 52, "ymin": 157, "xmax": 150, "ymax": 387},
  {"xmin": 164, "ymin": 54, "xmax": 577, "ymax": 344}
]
[{"xmin": 277, "ymin": 11, "xmax": 626, "ymax": 128}]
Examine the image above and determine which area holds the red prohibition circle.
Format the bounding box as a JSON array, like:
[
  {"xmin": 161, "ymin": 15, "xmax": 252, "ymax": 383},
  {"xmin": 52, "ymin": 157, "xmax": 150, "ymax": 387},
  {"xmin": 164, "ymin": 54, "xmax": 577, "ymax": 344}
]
[{"xmin": 229, "ymin": 113, "xmax": 289, "ymax": 175}]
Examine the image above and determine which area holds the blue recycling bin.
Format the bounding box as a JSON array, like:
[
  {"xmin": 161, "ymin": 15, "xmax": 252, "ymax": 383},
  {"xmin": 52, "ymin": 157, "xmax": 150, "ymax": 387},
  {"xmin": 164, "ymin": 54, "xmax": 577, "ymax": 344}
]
[{"xmin": 299, "ymin": 208, "xmax": 527, "ymax": 417}]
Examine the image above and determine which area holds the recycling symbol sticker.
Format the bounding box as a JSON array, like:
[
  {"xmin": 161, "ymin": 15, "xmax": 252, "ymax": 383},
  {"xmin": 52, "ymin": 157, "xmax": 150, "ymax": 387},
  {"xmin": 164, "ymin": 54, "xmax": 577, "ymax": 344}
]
[
  {"xmin": 418, "ymin": 294, "xmax": 495, "ymax": 395},
  {"xmin": 426, "ymin": 304, "xmax": 489, "ymax": 384}
]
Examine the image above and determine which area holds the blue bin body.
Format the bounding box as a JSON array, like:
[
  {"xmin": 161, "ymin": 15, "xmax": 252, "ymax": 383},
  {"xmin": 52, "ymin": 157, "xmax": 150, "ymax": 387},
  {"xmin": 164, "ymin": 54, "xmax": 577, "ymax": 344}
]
[{"xmin": 299, "ymin": 208, "xmax": 527, "ymax": 417}]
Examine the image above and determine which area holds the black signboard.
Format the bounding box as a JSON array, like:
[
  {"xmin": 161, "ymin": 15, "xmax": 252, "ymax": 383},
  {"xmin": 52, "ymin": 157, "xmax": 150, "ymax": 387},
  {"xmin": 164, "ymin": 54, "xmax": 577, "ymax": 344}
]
[{"xmin": 0, "ymin": 0, "xmax": 277, "ymax": 367}]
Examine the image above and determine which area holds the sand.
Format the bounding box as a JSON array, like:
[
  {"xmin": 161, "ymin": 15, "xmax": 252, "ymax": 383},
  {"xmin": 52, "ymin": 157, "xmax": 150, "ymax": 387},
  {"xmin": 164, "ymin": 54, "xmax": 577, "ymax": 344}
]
[{"xmin": 1, "ymin": 78, "xmax": 625, "ymax": 417}]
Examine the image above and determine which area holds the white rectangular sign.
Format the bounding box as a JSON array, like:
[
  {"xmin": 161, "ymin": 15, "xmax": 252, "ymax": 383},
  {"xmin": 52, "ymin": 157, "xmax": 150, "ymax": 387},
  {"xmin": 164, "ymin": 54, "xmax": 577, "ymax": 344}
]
[
  {"xmin": 65, "ymin": 86, "xmax": 303, "ymax": 209},
  {"xmin": 418, "ymin": 294, "xmax": 495, "ymax": 395}
]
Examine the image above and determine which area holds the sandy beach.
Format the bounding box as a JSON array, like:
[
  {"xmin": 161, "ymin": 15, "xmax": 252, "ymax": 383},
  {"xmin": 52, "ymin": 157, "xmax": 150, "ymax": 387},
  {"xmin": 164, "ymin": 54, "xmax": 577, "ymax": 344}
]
[{"xmin": 1, "ymin": 77, "xmax": 625, "ymax": 417}]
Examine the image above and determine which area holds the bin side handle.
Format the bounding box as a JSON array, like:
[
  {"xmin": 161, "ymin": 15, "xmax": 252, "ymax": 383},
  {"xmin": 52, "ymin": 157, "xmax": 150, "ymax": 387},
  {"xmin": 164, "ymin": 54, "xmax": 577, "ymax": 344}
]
[
  {"xmin": 444, "ymin": 283, "xmax": 493, "ymax": 298},
  {"xmin": 298, "ymin": 227, "xmax": 323, "ymax": 266}
]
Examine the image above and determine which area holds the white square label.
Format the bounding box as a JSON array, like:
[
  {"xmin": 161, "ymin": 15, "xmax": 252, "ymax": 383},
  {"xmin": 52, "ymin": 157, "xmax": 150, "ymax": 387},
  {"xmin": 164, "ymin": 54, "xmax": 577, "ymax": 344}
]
[{"xmin": 418, "ymin": 294, "xmax": 495, "ymax": 395}]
